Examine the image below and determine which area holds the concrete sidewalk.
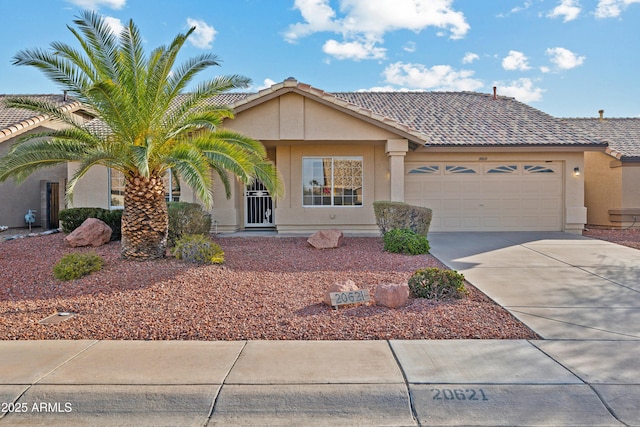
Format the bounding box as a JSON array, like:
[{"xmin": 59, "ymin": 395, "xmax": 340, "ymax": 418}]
[
  {"xmin": 1, "ymin": 339, "xmax": 639, "ymax": 426},
  {"xmin": 1, "ymin": 232, "xmax": 639, "ymax": 426}
]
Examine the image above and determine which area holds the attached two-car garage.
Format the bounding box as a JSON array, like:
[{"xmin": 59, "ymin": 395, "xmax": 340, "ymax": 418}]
[{"xmin": 404, "ymin": 161, "xmax": 564, "ymax": 232}]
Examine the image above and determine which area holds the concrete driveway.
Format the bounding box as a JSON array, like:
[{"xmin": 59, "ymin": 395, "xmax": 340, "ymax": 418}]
[{"xmin": 428, "ymin": 232, "xmax": 640, "ymax": 340}]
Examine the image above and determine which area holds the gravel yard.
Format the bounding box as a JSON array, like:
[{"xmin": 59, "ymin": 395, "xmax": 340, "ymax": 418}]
[
  {"xmin": 583, "ymin": 227, "xmax": 640, "ymax": 250},
  {"xmin": 0, "ymin": 233, "xmax": 540, "ymax": 340}
]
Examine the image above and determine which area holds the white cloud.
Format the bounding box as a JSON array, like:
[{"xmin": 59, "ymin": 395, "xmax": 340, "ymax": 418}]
[
  {"xmin": 285, "ymin": 0, "xmax": 470, "ymax": 60},
  {"xmin": 546, "ymin": 47, "xmax": 585, "ymax": 69},
  {"xmin": 495, "ymin": 78, "xmax": 544, "ymax": 103},
  {"xmin": 323, "ymin": 39, "xmax": 386, "ymax": 60},
  {"xmin": 462, "ymin": 52, "xmax": 479, "ymax": 64},
  {"xmin": 540, "ymin": 66, "xmax": 551, "ymax": 73},
  {"xmin": 502, "ymin": 50, "xmax": 531, "ymax": 71},
  {"xmin": 403, "ymin": 41, "xmax": 417, "ymax": 53},
  {"xmin": 548, "ymin": 0, "xmax": 581, "ymax": 22},
  {"xmin": 497, "ymin": 1, "xmax": 533, "ymax": 17},
  {"xmin": 186, "ymin": 18, "xmax": 217, "ymax": 49},
  {"xmin": 595, "ymin": 0, "xmax": 640, "ymax": 18},
  {"xmin": 66, "ymin": 0, "xmax": 125, "ymax": 10},
  {"xmin": 103, "ymin": 16, "xmax": 124, "ymax": 36},
  {"xmin": 284, "ymin": 0, "xmax": 340, "ymax": 41},
  {"xmin": 383, "ymin": 62, "xmax": 483, "ymax": 91},
  {"xmin": 257, "ymin": 79, "xmax": 277, "ymax": 90}
]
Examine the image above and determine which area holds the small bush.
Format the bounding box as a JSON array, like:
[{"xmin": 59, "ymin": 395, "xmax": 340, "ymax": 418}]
[
  {"xmin": 373, "ymin": 201, "xmax": 432, "ymax": 237},
  {"xmin": 53, "ymin": 252, "xmax": 105, "ymax": 281},
  {"xmin": 383, "ymin": 228, "xmax": 430, "ymax": 255},
  {"xmin": 172, "ymin": 234, "xmax": 224, "ymax": 264},
  {"xmin": 59, "ymin": 208, "xmax": 122, "ymax": 240},
  {"xmin": 59, "ymin": 208, "xmax": 106, "ymax": 233},
  {"xmin": 98, "ymin": 209, "xmax": 122, "ymax": 241},
  {"xmin": 408, "ymin": 268, "xmax": 467, "ymax": 300},
  {"xmin": 167, "ymin": 202, "xmax": 212, "ymax": 246}
]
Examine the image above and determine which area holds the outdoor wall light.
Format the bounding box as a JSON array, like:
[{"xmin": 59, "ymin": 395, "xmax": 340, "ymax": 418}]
[{"xmin": 573, "ymin": 167, "xmax": 580, "ymax": 176}]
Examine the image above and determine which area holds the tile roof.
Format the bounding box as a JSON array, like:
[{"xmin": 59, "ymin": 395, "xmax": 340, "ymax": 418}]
[
  {"xmin": 1, "ymin": 81, "xmax": 609, "ymax": 151},
  {"xmin": 223, "ymin": 80, "xmax": 604, "ymax": 148},
  {"xmin": 564, "ymin": 118, "xmax": 640, "ymax": 160},
  {"xmin": 0, "ymin": 94, "xmax": 82, "ymax": 141}
]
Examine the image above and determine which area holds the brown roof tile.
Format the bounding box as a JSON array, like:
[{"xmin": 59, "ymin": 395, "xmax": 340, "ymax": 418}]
[
  {"xmin": 0, "ymin": 94, "xmax": 82, "ymax": 141},
  {"xmin": 564, "ymin": 118, "xmax": 640, "ymax": 160}
]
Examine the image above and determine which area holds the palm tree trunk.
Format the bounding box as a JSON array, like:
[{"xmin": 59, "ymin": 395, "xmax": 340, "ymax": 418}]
[{"xmin": 120, "ymin": 172, "xmax": 168, "ymax": 260}]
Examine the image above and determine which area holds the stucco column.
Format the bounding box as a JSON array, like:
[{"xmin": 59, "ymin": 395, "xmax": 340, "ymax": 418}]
[{"xmin": 385, "ymin": 139, "xmax": 409, "ymax": 202}]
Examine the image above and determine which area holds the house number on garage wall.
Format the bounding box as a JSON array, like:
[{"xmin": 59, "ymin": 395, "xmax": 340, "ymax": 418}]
[{"xmin": 431, "ymin": 388, "xmax": 489, "ymax": 401}]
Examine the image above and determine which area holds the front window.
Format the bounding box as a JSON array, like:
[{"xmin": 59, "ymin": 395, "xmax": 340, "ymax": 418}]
[
  {"xmin": 163, "ymin": 169, "xmax": 180, "ymax": 202},
  {"xmin": 302, "ymin": 157, "xmax": 363, "ymax": 207},
  {"xmin": 109, "ymin": 169, "xmax": 125, "ymax": 209},
  {"xmin": 109, "ymin": 169, "xmax": 180, "ymax": 209}
]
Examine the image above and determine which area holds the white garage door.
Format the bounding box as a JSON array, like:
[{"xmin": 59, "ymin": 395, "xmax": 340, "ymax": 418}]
[{"xmin": 405, "ymin": 162, "xmax": 563, "ymax": 231}]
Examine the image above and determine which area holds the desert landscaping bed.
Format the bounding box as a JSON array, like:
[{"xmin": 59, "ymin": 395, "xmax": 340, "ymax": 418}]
[
  {"xmin": 583, "ymin": 227, "xmax": 640, "ymax": 250},
  {"xmin": 0, "ymin": 234, "xmax": 540, "ymax": 340}
]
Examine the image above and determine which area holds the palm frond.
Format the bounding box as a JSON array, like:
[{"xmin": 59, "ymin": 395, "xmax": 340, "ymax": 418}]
[
  {"xmin": 72, "ymin": 10, "xmax": 119, "ymax": 81},
  {"xmin": 166, "ymin": 143, "xmax": 214, "ymax": 206},
  {"xmin": 0, "ymin": 139, "xmax": 88, "ymax": 183}
]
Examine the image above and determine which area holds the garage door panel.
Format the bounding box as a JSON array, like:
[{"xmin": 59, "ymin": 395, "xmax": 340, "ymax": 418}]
[{"xmin": 405, "ymin": 162, "xmax": 563, "ymax": 231}]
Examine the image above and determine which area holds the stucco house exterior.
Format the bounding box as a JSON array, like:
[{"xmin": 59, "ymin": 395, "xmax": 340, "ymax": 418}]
[
  {"xmin": 3, "ymin": 78, "xmax": 608, "ymax": 233},
  {"xmin": 69, "ymin": 79, "xmax": 607, "ymax": 234},
  {"xmin": 0, "ymin": 95, "xmax": 93, "ymax": 229},
  {"xmin": 566, "ymin": 115, "xmax": 640, "ymax": 228}
]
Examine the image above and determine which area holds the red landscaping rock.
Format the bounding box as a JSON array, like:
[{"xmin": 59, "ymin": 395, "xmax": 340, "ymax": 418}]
[
  {"xmin": 64, "ymin": 218, "xmax": 112, "ymax": 247},
  {"xmin": 307, "ymin": 229, "xmax": 344, "ymax": 249},
  {"xmin": 375, "ymin": 283, "xmax": 410, "ymax": 309}
]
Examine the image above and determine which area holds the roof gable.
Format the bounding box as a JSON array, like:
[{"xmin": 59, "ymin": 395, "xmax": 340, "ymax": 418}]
[
  {"xmin": 218, "ymin": 79, "xmax": 605, "ymax": 149},
  {"xmin": 0, "ymin": 94, "xmax": 84, "ymax": 142}
]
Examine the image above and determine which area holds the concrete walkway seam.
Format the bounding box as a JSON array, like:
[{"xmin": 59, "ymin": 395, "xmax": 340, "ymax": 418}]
[
  {"xmin": 206, "ymin": 340, "xmax": 247, "ymax": 422},
  {"xmin": 386, "ymin": 340, "xmax": 420, "ymax": 426},
  {"xmin": 529, "ymin": 341, "xmax": 629, "ymax": 427},
  {"xmin": 0, "ymin": 340, "xmax": 99, "ymax": 422},
  {"xmin": 512, "ymin": 309, "xmax": 640, "ymax": 340}
]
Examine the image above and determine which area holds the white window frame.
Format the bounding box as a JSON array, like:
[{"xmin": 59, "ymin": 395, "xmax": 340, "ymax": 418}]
[{"xmin": 302, "ymin": 156, "xmax": 363, "ymax": 207}]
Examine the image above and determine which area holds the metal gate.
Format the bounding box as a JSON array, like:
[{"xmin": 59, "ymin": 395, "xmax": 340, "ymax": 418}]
[{"xmin": 244, "ymin": 181, "xmax": 274, "ymax": 228}]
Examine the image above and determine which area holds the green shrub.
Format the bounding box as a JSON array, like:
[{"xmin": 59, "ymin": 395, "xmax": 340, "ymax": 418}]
[
  {"xmin": 373, "ymin": 201, "xmax": 432, "ymax": 236},
  {"xmin": 53, "ymin": 252, "xmax": 105, "ymax": 281},
  {"xmin": 408, "ymin": 268, "xmax": 467, "ymax": 300},
  {"xmin": 98, "ymin": 209, "xmax": 122, "ymax": 241},
  {"xmin": 167, "ymin": 202, "xmax": 212, "ymax": 246},
  {"xmin": 172, "ymin": 234, "xmax": 224, "ymax": 264},
  {"xmin": 383, "ymin": 228, "xmax": 430, "ymax": 255},
  {"xmin": 59, "ymin": 208, "xmax": 106, "ymax": 233},
  {"xmin": 59, "ymin": 208, "xmax": 122, "ymax": 241}
]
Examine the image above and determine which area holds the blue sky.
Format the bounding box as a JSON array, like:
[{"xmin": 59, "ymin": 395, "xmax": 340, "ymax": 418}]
[{"xmin": 1, "ymin": 0, "xmax": 638, "ymax": 117}]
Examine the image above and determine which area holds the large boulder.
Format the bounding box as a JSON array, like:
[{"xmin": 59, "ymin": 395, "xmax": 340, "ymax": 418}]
[
  {"xmin": 64, "ymin": 218, "xmax": 112, "ymax": 247},
  {"xmin": 375, "ymin": 283, "xmax": 410, "ymax": 309},
  {"xmin": 308, "ymin": 229, "xmax": 344, "ymax": 249},
  {"xmin": 323, "ymin": 279, "xmax": 359, "ymax": 306}
]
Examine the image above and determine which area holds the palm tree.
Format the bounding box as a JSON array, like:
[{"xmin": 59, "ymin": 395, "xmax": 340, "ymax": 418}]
[{"xmin": 0, "ymin": 11, "xmax": 283, "ymax": 260}]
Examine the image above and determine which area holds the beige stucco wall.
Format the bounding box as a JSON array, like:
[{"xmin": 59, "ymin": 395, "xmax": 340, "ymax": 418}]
[
  {"xmin": 406, "ymin": 150, "xmax": 586, "ymax": 233},
  {"xmin": 214, "ymin": 93, "xmax": 397, "ymax": 233},
  {"xmin": 621, "ymin": 163, "xmax": 640, "ymax": 208},
  {"xmin": 68, "ymin": 163, "xmax": 110, "ymax": 209},
  {"xmin": 584, "ymin": 151, "xmax": 622, "ymax": 227},
  {"xmin": 0, "ymin": 124, "xmax": 68, "ymax": 228}
]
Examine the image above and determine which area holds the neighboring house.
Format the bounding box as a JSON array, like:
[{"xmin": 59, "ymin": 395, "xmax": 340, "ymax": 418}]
[
  {"xmin": 0, "ymin": 95, "xmax": 93, "ymax": 229},
  {"xmin": 566, "ymin": 114, "xmax": 640, "ymax": 228},
  {"xmin": 70, "ymin": 79, "xmax": 607, "ymax": 234}
]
